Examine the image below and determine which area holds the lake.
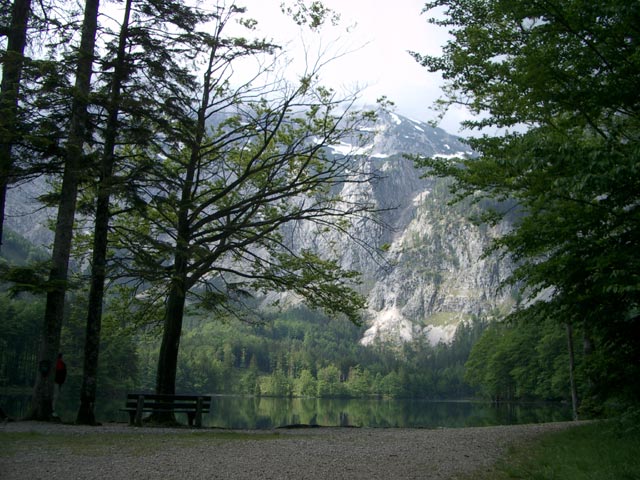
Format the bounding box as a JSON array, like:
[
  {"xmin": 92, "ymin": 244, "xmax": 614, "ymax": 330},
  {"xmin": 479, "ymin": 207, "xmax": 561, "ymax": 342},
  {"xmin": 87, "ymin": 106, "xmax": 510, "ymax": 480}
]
[{"xmin": 2, "ymin": 393, "xmax": 572, "ymax": 429}]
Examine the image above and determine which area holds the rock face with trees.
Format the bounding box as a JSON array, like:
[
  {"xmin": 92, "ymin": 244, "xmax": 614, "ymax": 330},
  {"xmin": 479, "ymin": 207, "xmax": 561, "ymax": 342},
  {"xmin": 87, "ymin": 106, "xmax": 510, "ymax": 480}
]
[
  {"xmin": 271, "ymin": 110, "xmax": 519, "ymax": 346},
  {"xmin": 412, "ymin": 0, "xmax": 640, "ymax": 414}
]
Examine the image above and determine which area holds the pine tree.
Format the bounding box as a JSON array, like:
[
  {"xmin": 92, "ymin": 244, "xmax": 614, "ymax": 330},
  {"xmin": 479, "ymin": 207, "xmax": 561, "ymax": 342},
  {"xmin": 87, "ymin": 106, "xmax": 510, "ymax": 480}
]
[
  {"xmin": 75, "ymin": 0, "xmax": 210, "ymax": 424},
  {"xmin": 30, "ymin": 0, "xmax": 100, "ymax": 421},
  {"xmin": 0, "ymin": 0, "xmax": 32, "ymax": 248}
]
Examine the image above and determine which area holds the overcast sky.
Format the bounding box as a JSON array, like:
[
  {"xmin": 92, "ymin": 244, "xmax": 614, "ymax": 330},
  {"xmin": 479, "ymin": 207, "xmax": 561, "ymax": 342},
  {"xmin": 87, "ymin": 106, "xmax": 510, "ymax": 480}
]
[{"xmin": 237, "ymin": 0, "xmax": 471, "ymax": 135}]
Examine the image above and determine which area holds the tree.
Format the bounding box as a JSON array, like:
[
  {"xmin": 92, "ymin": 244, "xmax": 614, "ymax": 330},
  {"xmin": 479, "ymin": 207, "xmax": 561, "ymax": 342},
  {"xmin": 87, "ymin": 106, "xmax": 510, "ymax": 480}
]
[
  {"xmin": 464, "ymin": 316, "xmax": 576, "ymax": 402},
  {"xmin": 412, "ymin": 0, "xmax": 640, "ymax": 408},
  {"xmin": 75, "ymin": 0, "xmax": 209, "ymax": 426},
  {"xmin": 0, "ymin": 292, "xmax": 43, "ymax": 387},
  {"xmin": 345, "ymin": 365, "xmax": 370, "ymax": 397},
  {"xmin": 107, "ymin": 4, "xmax": 381, "ymax": 419},
  {"xmin": 30, "ymin": 0, "xmax": 100, "ymax": 421},
  {"xmin": 294, "ymin": 369, "xmax": 317, "ymax": 397},
  {"xmin": 317, "ymin": 364, "xmax": 342, "ymax": 397},
  {"xmin": 0, "ymin": 0, "xmax": 32, "ymax": 248},
  {"xmin": 74, "ymin": 0, "xmax": 131, "ymax": 427}
]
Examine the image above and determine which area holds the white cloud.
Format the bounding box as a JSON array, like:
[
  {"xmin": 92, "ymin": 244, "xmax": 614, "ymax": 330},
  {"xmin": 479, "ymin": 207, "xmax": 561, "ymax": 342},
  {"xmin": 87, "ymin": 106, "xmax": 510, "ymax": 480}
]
[{"xmin": 238, "ymin": 0, "xmax": 461, "ymax": 132}]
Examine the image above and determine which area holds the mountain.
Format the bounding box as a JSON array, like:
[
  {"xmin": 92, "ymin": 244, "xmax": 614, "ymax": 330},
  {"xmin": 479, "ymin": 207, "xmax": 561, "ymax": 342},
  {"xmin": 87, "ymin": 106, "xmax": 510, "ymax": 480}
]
[
  {"xmin": 3, "ymin": 110, "xmax": 516, "ymax": 346},
  {"xmin": 4, "ymin": 176, "xmax": 54, "ymax": 249},
  {"xmin": 284, "ymin": 110, "xmax": 516, "ymax": 345}
]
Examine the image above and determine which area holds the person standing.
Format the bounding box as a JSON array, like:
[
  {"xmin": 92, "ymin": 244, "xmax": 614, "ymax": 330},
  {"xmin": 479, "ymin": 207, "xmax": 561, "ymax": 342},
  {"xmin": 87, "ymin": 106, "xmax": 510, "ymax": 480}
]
[{"xmin": 52, "ymin": 353, "xmax": 67, "ymax": 417}]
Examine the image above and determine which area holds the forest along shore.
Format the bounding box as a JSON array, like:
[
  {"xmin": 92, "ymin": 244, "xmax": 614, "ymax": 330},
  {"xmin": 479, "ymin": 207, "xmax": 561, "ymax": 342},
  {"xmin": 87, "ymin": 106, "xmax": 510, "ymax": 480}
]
[{"xmin": 1, "ymin": 420, "xmax": 581, "ymax": 480}]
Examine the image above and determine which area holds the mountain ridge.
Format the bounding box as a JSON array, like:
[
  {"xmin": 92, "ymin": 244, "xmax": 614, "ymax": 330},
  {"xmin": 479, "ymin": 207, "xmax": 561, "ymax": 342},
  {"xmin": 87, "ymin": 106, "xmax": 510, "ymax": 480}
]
[{"xmin": 326, "ymin": 110, "xmax": 515, "ymax": 345}]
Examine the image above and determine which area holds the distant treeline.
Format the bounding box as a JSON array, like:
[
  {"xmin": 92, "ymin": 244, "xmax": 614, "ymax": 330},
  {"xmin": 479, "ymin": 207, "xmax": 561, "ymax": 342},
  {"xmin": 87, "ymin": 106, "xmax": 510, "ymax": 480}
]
[{"xmin": 1, "ymin": 284, "xmax": 577, "ymax": 404}]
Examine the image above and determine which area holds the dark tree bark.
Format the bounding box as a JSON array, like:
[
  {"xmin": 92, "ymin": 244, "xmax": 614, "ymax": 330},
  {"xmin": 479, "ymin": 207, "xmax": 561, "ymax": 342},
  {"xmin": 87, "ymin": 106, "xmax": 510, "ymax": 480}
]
[
  {"xmin": 30, "ymin": 0, "xmax": 100, "ymax": 421},
  {"xmin": 151, "ymin": 198, "xmax": 192, "ymax": 423},
  {"xmin": 0, "ymin": 0, "xmax": 32, "ymax": 248},
  {"xmin": 76, "ymin": 0, "xmax": 132, "ymax": 426},
  {"xmin": 156, "ymin": 269, "xmax": 188, "ymax": 396}
]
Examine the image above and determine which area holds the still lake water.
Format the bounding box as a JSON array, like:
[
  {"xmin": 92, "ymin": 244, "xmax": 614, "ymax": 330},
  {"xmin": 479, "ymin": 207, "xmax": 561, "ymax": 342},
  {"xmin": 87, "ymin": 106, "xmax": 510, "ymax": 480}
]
[{"xmin": 2, "ymin": 393, "xmax": 572, "ymax": 429}]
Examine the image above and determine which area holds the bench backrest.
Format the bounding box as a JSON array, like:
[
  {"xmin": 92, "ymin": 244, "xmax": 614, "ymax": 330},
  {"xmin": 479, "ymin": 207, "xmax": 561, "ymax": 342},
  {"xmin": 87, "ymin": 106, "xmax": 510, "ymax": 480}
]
[{"xmin": 125, "ymin": 393, "xmax": 212, "ymax": 411}]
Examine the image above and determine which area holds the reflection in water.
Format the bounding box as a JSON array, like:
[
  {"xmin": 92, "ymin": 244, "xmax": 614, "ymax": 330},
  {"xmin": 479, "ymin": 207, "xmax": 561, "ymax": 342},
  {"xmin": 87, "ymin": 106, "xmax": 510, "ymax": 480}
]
[
  {"xmin": 1, "ymin": 393, "xmax": 572, "ymax": 429},
  {"xmin": 205, "ymin": 397, "xmax": 572, "ymax": 429}
]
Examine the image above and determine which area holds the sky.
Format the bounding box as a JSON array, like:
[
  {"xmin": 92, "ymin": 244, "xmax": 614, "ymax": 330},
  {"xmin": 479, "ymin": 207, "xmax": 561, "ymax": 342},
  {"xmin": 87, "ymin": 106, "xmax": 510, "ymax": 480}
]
[{"xmin": 236, "ymin": 0, "xmax": 471, "ymax": 135}]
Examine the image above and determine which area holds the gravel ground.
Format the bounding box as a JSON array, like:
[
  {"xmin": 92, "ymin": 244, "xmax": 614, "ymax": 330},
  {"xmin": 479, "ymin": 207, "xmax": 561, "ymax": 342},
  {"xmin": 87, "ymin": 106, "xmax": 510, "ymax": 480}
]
[{"xmin": 1, "ymin": 420, "xmax": 579, "ymax": 479}]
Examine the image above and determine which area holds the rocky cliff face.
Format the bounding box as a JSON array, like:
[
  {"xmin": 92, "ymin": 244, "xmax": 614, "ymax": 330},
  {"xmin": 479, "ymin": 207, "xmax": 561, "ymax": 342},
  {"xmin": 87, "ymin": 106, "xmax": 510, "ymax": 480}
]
[
  {"xmin": 320, "ymin": 111, "xmax": 516, "ymax": 345},
  {"xmin": 4, "ymin": 177, "xmax": 54, "ymax": 249}
]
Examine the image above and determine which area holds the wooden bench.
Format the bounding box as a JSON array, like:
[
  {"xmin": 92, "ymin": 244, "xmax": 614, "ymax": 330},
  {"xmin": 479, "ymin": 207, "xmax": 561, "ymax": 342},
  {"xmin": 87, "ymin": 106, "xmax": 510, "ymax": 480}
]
[{"xmin": 122, "ymin": 393, "xmax": 211, "ymax": 427}]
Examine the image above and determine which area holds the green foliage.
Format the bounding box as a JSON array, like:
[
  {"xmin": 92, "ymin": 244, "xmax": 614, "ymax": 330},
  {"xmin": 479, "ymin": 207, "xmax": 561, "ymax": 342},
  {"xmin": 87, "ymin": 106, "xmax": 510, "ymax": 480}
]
[
  {"xmin": 466, "ymin": 421, "xmax": 640, "ymax": 480},
  {"xmin": 0, "ymin": 230, "xmax": 53, "ymax": 297},
  {"xmin": 137, "ymin": 309, "xmax": 488, "ymax": 399},
  {"xmin": 281, "ymin": 1, "xmax": 341, "ymax": 31},
  {"xmin": 465, "ymin": 318, "xmax": 574, "ymax": 402},
  {"xmin": 316, "ymin": 364, "xmax": 343, "ymax": 397},
  {"xmin": 0, "ymin": 285, "xmax": 138, "ymax": 399},
  {"xmin": 413, "ymin": 0, "xmax": 640, "ymax": 407},
  {"xmin": 95, "ymin": 310, "xmax": 140, "ymax": 398},
  {"xmin": 55, "ymin": 289, "xmax": 139, "ymax": 400},
  {"xmin": 0, "ymin": 263, "xmax": 52, "ymax": 296},
  {"xmin": 0, "ymin": 293, "xmax": 43, "ymax": 387},
  {"xmin": 1, "ymin": 275, "xmax": 578, "ymax": 405}
]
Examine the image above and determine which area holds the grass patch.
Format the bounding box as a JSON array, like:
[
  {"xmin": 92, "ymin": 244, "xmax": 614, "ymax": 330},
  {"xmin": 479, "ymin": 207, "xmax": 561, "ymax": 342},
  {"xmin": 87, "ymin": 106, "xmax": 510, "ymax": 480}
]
[
  {"xmin": 1, "ymin": 429, "xmax": 282, "ymax": 458},
  {"xmin": 463, "ymin": 420, "xmax": 640, "ymax": 480}
]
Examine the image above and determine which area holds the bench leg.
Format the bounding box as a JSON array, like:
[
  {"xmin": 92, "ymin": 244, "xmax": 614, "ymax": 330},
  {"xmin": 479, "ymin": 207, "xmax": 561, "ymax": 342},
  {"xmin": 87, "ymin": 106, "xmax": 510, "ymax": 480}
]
[
  {"xmin": 195, "ymin": 397, "xmax": 203, "ymax": 428},
  {"xmin": 135, "ymin": 395, "xmax": 144, "ymax": 427}
]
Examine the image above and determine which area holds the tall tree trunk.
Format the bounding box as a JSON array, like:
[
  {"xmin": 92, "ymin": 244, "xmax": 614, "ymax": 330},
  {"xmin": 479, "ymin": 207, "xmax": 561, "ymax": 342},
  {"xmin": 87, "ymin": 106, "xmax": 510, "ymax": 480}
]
[
  {"xmin": 29, "ymin": 0, "xmax": 100, "ymax": 421},
  {"xmin": 566, "ymin": 321, "xmax": 579, "ymax": 421},
  {"xmin": 76, "ymin": 0, "xmax": 131, "ymax": 426},
  {"xmin": 153, "ymin": 122, "xmax": 196, "ymax": 397},
  {"xmin": 151, "ymin": 252, "xmax": 189, "ymax": 424},
  {"xmin": 154, "ymin": 160, "xmax": 196, "ymax": 402},
  {"xmin": 0, "ymin": 0, "xmax": 32, "ymax": 248},
  {"xmin": 153, "ymin": 44, "xmax": 211, "ymax": 416},
  {"xmin": 156, "ymin": 268, "xmax": 188, "ymax": 396}
]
